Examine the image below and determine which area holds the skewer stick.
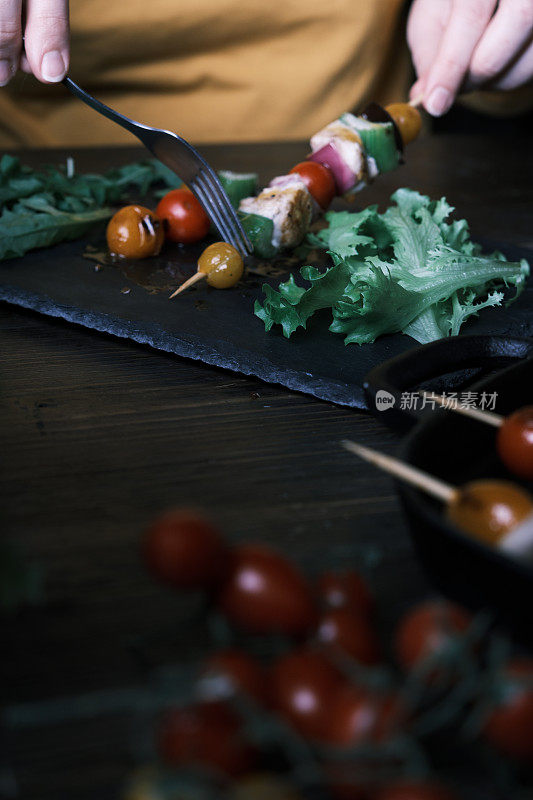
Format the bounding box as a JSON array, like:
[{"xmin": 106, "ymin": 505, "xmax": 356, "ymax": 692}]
[
  {"xmin": 422, "ymin": 392, "xmax": 504, "ymax": 428},
  {"xmin": 169, "ymin": 270, "xmax": 206, "ymax": 298},
  {"xmin": 341, "ymin": 439, "xmax": 457, "ymax": 504},
  {"xmin": 409, "ymin": 94, "xmax": 425, "ymax": 109}
]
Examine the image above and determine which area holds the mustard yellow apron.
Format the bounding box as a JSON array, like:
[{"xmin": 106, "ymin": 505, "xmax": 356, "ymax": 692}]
[{"xmin": 0, "ymin": 0, "xmax": 410, "ymax": 148}]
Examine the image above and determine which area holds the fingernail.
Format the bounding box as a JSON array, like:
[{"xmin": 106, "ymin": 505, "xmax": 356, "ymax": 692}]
[
  {"xmin": 41, "ymin": 50, "xmax": 66, "ymax": 82},
  {"xmin": 425, "ymin": 87, "xmax": 452, "ymax": 117},
  {"xmin": 0, "ymin": 60, "xmax": 12, "ymax": 86}
]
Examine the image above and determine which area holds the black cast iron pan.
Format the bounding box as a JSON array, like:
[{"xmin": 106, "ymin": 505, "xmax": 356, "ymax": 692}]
[{"xmin": 364, "ymin": 334, "xmax": 533, "ymax": 644}]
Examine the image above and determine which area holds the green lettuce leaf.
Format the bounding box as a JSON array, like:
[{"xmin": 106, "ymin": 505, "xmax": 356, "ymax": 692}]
[
  {"xmin": 254, "ymin": 259, "xmax": 354, "ymax": 338},
  {"xmin": 255, "ymin": 188, "xmax": 530, "ymax": 345}
]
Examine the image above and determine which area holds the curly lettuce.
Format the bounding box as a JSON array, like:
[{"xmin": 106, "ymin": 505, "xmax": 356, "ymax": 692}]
[{"xmin": 255, "ymin": 188, "xmax": 529, "ymax": 345}]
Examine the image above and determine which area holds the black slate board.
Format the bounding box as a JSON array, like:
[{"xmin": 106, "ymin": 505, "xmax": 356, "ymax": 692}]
[{"xmin": 1, "ymin": 231, "xmax": 532, "ymax": 409}]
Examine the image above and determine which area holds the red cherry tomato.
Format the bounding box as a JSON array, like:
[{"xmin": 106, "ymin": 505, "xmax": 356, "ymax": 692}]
[
  {"xmin": 483, "ymin": 658, "xmax": 533, "ymax": 761},
  {"xmin": 199, "ymin": 649, "xmax": 266, "ymax": 704},
  {"xmin": 289, "ymin": 161, "xmax": 336, "ymax": 209},
  {"xmin": 496, "ymin": 406, "xmax": 533, "ymax": 480},
  {"xmin": 216, "ymin": 544, "xmax": 316, "ymax": 636},
  {"xmin": 269, "ymin": 648, "xmax": 344, "ymax": 740},
  {"xmin": 375, "ymin": 780, "xmax": 459, "ymax": 800},
  {"xmin": 394, "ymin": 600, "xmax": 471, "ymax": 673},
  {"xmin": 142, "ymin": 508, "xmax": 228, "ymax": 590},
  {"xmin": 322, "ymin": 684, "xmax": 402, "ymax": 746},
  {"xmin": 156, "ymin": 188, "xmax": 210, "ymax": 244},
  {"xmin": 157, "ymin": 701, "xmax": 256, "ymax": 778},
  {"xmin": 316, "ymin": 607, "xmax": 380, "ymax": 665},
  {"xmin": 317, "ymin": 570, "xmax": 374, "ymax": 617}
]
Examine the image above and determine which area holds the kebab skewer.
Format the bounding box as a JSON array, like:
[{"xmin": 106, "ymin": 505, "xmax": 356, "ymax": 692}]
[
  {"xmin": 170, "ymin": 101, "xmax": 422, "ymax": 295},
  {"xmin": 423, "ymin": 394, "xmax": 533, "ymax": 481},
  {"xmin": 237, "ymin": 102, "xmax": 421, "ymax": 259},
  {"xmin": 342, "ymin": 440, "xmax": 533, "ymax": 555}
]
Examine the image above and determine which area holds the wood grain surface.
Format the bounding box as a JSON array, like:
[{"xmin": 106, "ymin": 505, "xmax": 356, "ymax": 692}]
[{"xmin": 1, "ymin": 134, "xmax": 532, "ymax": 799}]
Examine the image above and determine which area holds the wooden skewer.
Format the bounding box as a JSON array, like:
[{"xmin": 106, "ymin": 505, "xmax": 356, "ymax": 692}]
[
  {"xmin": 409, "ymin": 94, "xmax": 425, "ymax": 109},
  {"xmin": 169, "ymin": 270, "xmax": 206, "ymax": 299},
  {"xmin": 341, "ymin": 440, "xmax": 457, "ymax": 504},
  {"xmin": 422, "ymin": 392, "xmax": 504, "ymax": 428},
  {"xmin": 342, "ymin": 440, "xmax": 533, "ymax": 556}
]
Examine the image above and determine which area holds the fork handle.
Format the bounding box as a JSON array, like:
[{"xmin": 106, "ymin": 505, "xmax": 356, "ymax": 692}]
[{"xmin": 62, "ymin": 77, "xmax": 153, "ymax": 143}]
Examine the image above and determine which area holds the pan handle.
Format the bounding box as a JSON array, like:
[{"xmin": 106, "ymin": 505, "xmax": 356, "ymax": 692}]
[{"xmin": 364, "ymin": 334, "xmax": 533, "ymax": 431}]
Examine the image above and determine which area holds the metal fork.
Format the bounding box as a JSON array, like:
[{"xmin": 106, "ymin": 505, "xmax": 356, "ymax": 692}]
[{"xmin": 62, "ymin": 77, "xmax": 252, "ymax": 256}]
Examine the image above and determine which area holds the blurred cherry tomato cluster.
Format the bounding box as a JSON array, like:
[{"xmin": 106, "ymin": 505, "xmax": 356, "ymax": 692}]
[{"xmin": 130, "ymin": 508, "xmax": 533, "ymax": 800}]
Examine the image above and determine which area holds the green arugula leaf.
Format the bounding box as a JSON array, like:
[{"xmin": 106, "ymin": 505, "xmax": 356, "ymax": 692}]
[
  {"xmin": 0, "ymin": 204, "xmax": 113, "ymax": 260},
  {"xmin": 0, "ymin": 155, "xmax": 183, "ymax": 261}
]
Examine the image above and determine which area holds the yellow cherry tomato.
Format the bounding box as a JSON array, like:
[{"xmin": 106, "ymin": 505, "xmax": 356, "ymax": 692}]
[
  {"xmin": 106, "ymin": 205, "xmax": 164, "ymax": 259},
  {"xmin": 198, "ymin": 242, "xmax": 244, "ymax": 289},
  {"xmin": 385, "ymin": 103, "xmax": 422, "ymax": 146},
  {"xmin": 446, "ymin": 479, "xmax": 533, "ymax": 545}
]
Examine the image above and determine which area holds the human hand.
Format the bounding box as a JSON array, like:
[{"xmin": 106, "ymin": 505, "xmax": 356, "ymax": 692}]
[
  {"xmin": 407, "ymin": 0, "xmax": 533, "ymax": 116},
  {"xmin": 0, "ymin": 0, "xmax": 69, "ymax": 86}
]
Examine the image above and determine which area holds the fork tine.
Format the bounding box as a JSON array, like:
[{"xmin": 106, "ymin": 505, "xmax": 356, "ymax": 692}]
[
  {"xmin": 196, "ymin": 172, "xmax": 252, "ymax": 258},
  {"xmin": 193, "ymin": 172, "xmax": 245, "ymax": 255},
  {"xmin": 193, "ymin": 173, "xmax": 235, "ymax": 244},
  {"xmin": 201, "ymin": 169, "xmax": 252, "ymax": 251},
  {"xmin": 192, "ymin": 177, "xmax": 235, "ymax": 247},
  {"xmin": 200, "ymin": 168, "xmax": 253, "ymax": 255}
]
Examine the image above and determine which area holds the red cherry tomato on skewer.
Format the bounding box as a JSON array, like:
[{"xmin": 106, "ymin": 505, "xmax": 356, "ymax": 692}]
[
  {"xmin": 496, "ymin": 406, "xmax": 533, "ymax": 480},
  {"xmin": 142, "ymin": 508, "xmax": 228, "ymax": 590},
  {"xmin": 216, "ymin": 544, "xmax": 316, "ymax": 636},
  {"xmin": 269, "ymin": 648, "xmax": 344, "ymax": 741},
  {"xmin": 289, "ymin": 161, "xmax": 336, "ymax": 209}
]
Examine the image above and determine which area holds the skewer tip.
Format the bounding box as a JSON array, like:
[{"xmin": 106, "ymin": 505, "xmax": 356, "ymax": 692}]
[
  {"xmin": 341, "ymin": 439, "xmax": 365, "ymax": 456},
  {"xmin": 169, "ymin": 270, "xmax": 207, "ymax": 299}
]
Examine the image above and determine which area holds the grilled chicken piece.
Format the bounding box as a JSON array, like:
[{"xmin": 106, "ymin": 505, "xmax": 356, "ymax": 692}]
[
  {"xmin": 268, "ymin": 174, "xmax": 322, "ymax": 219},
  {"xmin": 239, "ymin": 183, "xmax": 313, "ymax": 249}
]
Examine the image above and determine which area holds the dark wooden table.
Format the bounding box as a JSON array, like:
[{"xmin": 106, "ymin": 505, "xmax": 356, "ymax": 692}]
[{"xmin": 1, "ymin": 135, "xmax": 532, "ymax": 800}]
